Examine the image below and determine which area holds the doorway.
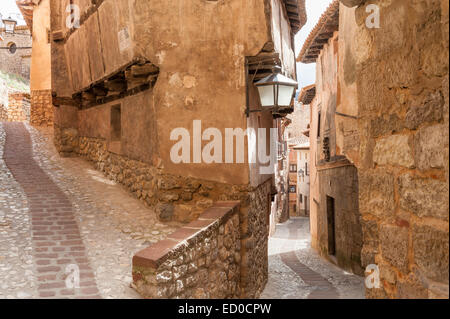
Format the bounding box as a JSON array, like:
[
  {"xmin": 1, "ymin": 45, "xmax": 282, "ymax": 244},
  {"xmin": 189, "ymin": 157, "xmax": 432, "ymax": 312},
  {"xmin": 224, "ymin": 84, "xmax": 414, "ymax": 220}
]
[{"xmin": 326, "ymin": 196, "xmax": 336, "ymax": 256}]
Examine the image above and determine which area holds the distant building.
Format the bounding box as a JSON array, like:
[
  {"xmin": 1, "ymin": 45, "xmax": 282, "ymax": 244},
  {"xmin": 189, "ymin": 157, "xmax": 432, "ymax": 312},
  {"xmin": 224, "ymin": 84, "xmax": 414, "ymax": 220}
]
[
  {"xmin": 293, "ymin": 142, "xmax": 310, "ymax": 216},
  {"xmin": 286, "ymin": 101, "xmax": 310, "ymax": 217},
  {"xmin": 0, "ymin": 17, "xmax": 31, "ymax": 79},
  {"xmin": 298, "ymin": 0, "xmax": 363, "ymax": 276}
]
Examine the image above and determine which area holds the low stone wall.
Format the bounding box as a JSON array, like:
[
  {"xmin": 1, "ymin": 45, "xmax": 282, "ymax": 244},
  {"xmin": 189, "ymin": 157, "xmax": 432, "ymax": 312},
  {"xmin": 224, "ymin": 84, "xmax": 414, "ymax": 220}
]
[
  {"xmin": 66, "ymin": 135, "xmax": 251, "ymax": 224},
  {"xmin": 0, "ymin": 92, "xmax": 30, "ymax": 122},
  {"xmin": 30, "ymin": 89, "xmax": 53, "ymax": 127},
  {"xmin": 132, "ymin": 202, "xmax": 241, "ymax": 299}
]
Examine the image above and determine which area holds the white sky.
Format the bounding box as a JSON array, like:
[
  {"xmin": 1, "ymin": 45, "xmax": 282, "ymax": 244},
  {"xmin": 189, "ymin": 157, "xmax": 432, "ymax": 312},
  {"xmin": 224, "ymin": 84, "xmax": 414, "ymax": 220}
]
[
  {"xmin": 295, "ymin": 0, "xmax": 334, "ymax": 89},
  {"xmin": 1, "ymin": 0, "xmax": 330, "ymax": 89},
  {"xmin": 0, "ymin": 0, "xmax": 25, "ymax": 26}
]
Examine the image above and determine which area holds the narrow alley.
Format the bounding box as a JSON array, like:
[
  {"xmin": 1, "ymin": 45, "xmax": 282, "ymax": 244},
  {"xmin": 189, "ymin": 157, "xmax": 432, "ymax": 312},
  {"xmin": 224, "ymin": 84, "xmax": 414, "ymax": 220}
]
[
  {"xmin": 0, "ymin": 122, "xmax": 363, "ymax": 299},
  {"xmin": 261, "ymin": 218, "xmax": 364, "ymax": 299},
  {"xmin": 0, "ymin": 0, "xmax": 448, "ymax": 302}
]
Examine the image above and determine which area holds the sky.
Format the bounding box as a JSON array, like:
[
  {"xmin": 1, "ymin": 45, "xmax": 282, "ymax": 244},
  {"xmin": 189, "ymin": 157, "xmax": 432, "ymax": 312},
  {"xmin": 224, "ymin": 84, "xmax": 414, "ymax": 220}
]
[
  {"xmin": 0, "ymin": 0, "xmax": 25, "ymax": 26},
  {"xmin": 1, "ymin": 0, "xmax": 331, "ymax": 89},
  {"xmin": 295, "ymin": 0, "xmax": 334, "ymax": 89}
]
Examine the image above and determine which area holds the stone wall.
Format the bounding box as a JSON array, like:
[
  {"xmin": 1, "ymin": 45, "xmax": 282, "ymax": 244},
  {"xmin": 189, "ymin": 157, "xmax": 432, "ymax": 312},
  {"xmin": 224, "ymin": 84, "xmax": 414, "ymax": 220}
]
[
  {"xmin": 133, "ymin": 202, "xmax": 241, "ymax": 299},
  {"xmin": 339, "ymin": 0, "xmax": 449, "ymax": 298},
  {"xmin": 0, "ymin": 92, "xmax": 30, "ymax": 122},
  {"xmin": 30, "ymin": 89, "xmax": 53, "ymax": 126},
  {"xmin": 240, "ymin": 178, "xmax": 271, "ymax": 298}
]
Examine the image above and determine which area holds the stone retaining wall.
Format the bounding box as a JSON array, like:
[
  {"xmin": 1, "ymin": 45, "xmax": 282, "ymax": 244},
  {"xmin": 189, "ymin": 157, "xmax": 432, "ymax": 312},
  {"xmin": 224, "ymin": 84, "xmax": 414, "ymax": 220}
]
[
  {"xmin": 30, "ymin": 89, "xmax": 53, "ymax": 127},
  {"xmin": 0, "ymin": 93, "xmax": 30, "ymax": 122},
  {"xmin": 132, "ymin": 202, "xmax": 241, "ymax": 299},
  {"xmin": 54, "ymin": 132, "xmax": 271, "ymax": 298}
]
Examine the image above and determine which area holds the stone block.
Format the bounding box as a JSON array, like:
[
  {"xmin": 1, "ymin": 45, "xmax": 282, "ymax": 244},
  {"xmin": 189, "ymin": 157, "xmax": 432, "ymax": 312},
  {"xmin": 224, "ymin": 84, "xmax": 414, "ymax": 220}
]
[
  {"xmin": 405, "ymin": 91, "xmax": 444, "ymax": 130},
  {"xmin": 412, "ymin": 224, "xmax": 449, "ymax": 283},
  {"xmin": 370, "ymin": 114, "xmax": 404, "ymax": 138},
  {"xmin": 359, "ymin": 170, "xmax": 395, "ymax": 217},
  {"xmin": 380, "ymin": 224, "xmax": 409, "ymax": 273},
  {"xmin": 156, "ymin": 203, "xmax": 174, "ymax": 222},
  {"xmin": 396, "ymin": 273, "xmax": 429, "ymax": 299},
  {"xmin": 414, "ymin": 124, "xmax": 448, "ymax": 170},
  {"xmin": 373, "ymin": 134, "xmax": 414, "ymax": 168},
  {"xmin": 398, "ymin": 173, "xmax": 449, "ymax": 220}
]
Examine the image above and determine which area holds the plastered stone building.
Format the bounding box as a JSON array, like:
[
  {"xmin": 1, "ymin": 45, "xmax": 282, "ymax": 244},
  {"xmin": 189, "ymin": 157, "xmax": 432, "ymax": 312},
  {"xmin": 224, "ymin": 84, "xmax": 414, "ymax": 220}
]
[
  {"xmin": 299, "ymin": 0, "xmax": 363, "ymax": 276},
  {"xmin": 300, "ymin": 0, "xmax": 449, "ymax": 298},
  {"xmin": 0, "ymin": 23, "xmax": 31, "ymax": 79},
  {"xmin": 49, "ymin": 0, "xmax": 306, "ymax": 298},
  {"xmin": 285, "ymin": 101, "xmax": 310, "ymax": 217},
  {"xmin": 16, "ymin": 0, "xmax": 53, "ymax": 126}
]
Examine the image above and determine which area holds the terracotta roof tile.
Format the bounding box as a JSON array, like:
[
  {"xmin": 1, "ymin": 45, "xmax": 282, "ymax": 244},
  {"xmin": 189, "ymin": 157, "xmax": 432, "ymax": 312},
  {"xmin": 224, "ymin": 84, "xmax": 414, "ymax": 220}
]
[
  {"xmin": 297, "ymin": 0, "xmax": 340, "ymax": 63},
  {"xmin": 298, "ymin": 84, "xmax": 316, "ymax": 104},
  {"xmin": 283, "ymin": 0, "xmax": 308, "ymax": 33},
  {"xmin": 15, "ymin": 0, "xmax": 38, "ymax": 32}
]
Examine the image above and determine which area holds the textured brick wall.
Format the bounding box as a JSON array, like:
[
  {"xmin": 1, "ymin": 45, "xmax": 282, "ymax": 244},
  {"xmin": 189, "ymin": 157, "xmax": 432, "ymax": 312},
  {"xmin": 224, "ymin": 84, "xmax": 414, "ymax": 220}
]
[
  {"xmin": 133, "ymin": 202, "xmax": 241, "ymax": 298},
  {"xmin": 30, "ymin": 89, "xmax": 53, "ymax": 126},
  {"xmin": 0, "ymin": 92, "xmax": 30, "ymax": 122},
  {"xmin": 339, "ymin": 0, "xmax": 449, "ymax": 298}
]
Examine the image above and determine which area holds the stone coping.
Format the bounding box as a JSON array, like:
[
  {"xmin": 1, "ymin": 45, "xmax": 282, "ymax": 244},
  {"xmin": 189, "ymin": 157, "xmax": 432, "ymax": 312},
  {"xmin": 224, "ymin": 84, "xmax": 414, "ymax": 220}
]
[{"xmin": 133, "ymin": 201, "xmax": 240, "ymax": 269}]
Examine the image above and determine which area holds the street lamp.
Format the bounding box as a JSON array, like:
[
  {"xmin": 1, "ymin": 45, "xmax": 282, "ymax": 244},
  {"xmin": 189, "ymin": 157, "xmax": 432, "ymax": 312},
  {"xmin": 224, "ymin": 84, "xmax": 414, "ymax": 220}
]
[
  {"xmin": 2, "ymin": 17, "xmax": 17, "ymax": 34},
  {"xmin": 255, "ymin": 66, "xmax": 298, "ymax": 110}
]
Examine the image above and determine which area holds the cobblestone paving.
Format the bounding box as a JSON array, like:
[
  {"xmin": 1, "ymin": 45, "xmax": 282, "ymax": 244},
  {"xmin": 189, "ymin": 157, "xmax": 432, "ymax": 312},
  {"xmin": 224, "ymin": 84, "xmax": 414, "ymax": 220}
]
[
  {"xmin": 261, "ymin": 217, "xmax": 365, "ymax": 299},
  {"xmin": 0, "ymin": 122, "xmax": 180, "ymax": 299},
  {"xmin": 0, "ymin": 123, "xmax": 37, "ymax": 299}
]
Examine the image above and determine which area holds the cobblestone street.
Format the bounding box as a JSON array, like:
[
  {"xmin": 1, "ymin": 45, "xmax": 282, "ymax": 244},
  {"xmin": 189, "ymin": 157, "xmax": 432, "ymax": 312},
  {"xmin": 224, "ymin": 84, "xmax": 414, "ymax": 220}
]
[
  {"xmin": 0, "ymin": 122, "xmax": 180, "ymax": 299},
  {"xmin": 1, "ymin": 122, "xmax": 365, "ymax": 300},
  {"xmin": 261, "ymin": 218, "xmax": 365, "ymax": 299}
]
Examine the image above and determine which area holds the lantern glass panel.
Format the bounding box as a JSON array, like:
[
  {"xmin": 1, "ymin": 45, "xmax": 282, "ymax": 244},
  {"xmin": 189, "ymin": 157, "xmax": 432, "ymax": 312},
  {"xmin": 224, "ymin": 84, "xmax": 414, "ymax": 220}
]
[
  {"xmin": 277, "ymin": 85, "xmax": 296, "ymax": 107},
  {"xmin": 257, "ymin": 85, "xmax": 275, "ymax": 108}
]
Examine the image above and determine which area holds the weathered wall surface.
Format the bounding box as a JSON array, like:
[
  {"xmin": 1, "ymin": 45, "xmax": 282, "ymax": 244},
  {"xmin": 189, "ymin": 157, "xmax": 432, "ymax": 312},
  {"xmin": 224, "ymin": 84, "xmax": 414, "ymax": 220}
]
[
  {"xmin": 133, "ymin": 202, "xmax": 241, "ymax": 299},
  {"xmin": 29, "ymin": 0, "xmax": 53, "ymax": 127},
  {"xmin": 309, "ymin": 97, "xmax": 319, "ymax": 250},
  {"xmin": 317, "ymin": 164, "xmax": 362, "ymax": 275},
  {"xmin": 0, "ymin": 26, "xmax": 31, "ymax": 79},
  {"xmin": 308, "ymin": 29, "xmax": 362, "ymax": 272},
  {"xmin": 30, "ymin": 0, "xmax": 51, "ymax": 91},
  {"xmin": 339, "ymin": 0, "xmax": 449, "ymax": 298},
  {"xmin": 30, "ymin": 89, "xmax": 52, "ymax": 126}
]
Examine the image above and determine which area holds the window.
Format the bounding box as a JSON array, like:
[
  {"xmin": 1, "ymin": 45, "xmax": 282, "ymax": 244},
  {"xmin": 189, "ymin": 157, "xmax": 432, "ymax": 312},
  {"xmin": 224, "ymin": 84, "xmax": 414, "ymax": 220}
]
[
  {"xmin": 289, "ymin": 185, "xmax": 296, "ymax": 193},
  {"xmin": 299, "ymin": 194, "xmax": 303, "ymax": 203},
  {"xmin": 290, "ymin": 164, "xmax": 297, "ymax": 172},
  {"xmin": 305, "ymin": 162, "xmax": 308, "ymax": 176},
  {"xmin": 327, "ymin": 196, "xmax": 336, "ymax": 256},
  {"xmin": 110, "ymin": 104, "xmax": 121, "ymax": 141},
  {"xmin": 317, "ymin": 111, "xmax": 321, "ymax": 138},
  {"xmin": 8, "ymin": 42, "xmax": 17, "ymax": 54}
]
